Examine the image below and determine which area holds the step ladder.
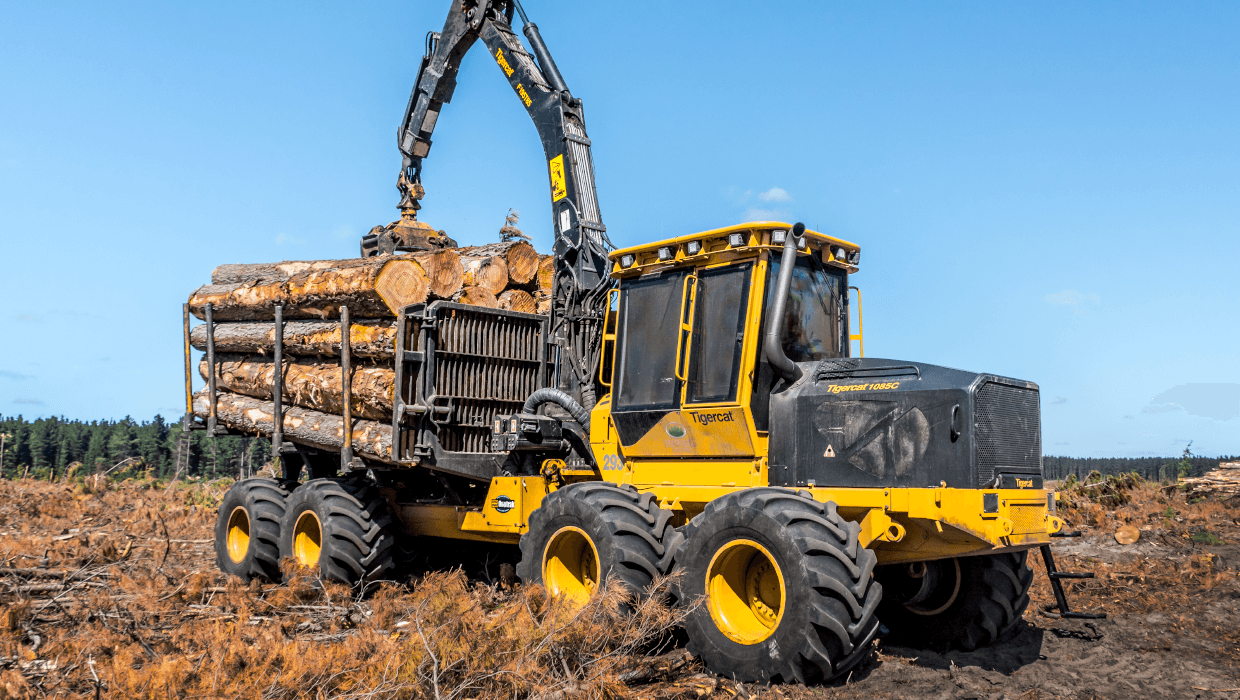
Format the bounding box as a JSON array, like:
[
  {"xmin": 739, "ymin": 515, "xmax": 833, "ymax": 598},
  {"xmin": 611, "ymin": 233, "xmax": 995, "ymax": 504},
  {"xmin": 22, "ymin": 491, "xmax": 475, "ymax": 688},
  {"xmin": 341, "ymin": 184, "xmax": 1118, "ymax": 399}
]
[{"xmin": 1040, "ymin": 533, "xmax": 1107, "ymax": 620}]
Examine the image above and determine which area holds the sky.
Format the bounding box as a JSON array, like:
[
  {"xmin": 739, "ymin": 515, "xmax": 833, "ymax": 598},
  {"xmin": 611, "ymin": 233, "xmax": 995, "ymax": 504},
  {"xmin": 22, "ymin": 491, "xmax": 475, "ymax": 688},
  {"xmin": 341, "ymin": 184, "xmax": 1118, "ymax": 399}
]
[{"xmin": 1, "ymin": 1, "xmax": 1237, "ymax": 458}]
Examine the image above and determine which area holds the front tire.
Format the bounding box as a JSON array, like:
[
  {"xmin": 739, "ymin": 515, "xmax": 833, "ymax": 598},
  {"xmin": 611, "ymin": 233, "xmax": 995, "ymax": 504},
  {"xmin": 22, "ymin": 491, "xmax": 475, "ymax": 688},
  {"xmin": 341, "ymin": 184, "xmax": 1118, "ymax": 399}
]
[
  {"xmin": 875, "ymin": 550, "xmax": 1034, "ymax": 651},
  {"xmin": 279, "ymin": 479, "xmax": 396, "ymax": 586},
  {"xmin": 214, "ymin": 478, "xmax": 289, "ymax": 582},
  {"xmin": 678, "ymin": 488, "xmax": 881, "ymax": 685},
  {"xmin": 517, "ymin": 483, "xmax": 680, "ymax": 606}
]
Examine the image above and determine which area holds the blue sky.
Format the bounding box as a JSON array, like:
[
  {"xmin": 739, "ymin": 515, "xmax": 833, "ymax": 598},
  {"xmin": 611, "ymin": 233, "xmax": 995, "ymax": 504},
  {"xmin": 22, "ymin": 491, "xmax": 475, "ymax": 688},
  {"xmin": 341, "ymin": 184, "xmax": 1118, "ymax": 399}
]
[{"xmin": 1, "ymin": 1, "xmax": 1237, "ymax": 457}]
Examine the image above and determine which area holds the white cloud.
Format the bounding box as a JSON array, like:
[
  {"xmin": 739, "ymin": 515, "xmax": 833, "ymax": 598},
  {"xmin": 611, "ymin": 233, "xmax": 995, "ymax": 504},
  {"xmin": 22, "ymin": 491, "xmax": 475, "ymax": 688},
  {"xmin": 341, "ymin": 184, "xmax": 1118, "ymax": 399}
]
[
  {"xmin": 743, "ymin": 207, "xmax": 785, "ymax": 222},
  {"xmin": 275, "ymin": 232, "xmax": 307, "ymax": 246},
  {"xmin": 332, "ymin": 225, "xmax": 355, "ymax": 241},
  {"xmin": 758, "ymin": 187, "xmax": 792, "ymax": 203},
  {"xmin": 1044, "ymin": 290, "xmax": 1100, "ymax": 306}
]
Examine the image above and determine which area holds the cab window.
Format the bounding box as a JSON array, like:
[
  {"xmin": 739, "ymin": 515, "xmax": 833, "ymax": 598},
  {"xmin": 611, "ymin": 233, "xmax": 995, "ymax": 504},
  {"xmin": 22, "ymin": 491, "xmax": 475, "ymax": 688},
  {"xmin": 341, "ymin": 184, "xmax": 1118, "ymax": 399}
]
[
  {"xmin": 687, "ymin": 264, "xmax": 752, "ymax": 403},
  {"xmin": 613, "ymin": 270, "xmax": 688, "ymax": 410}
]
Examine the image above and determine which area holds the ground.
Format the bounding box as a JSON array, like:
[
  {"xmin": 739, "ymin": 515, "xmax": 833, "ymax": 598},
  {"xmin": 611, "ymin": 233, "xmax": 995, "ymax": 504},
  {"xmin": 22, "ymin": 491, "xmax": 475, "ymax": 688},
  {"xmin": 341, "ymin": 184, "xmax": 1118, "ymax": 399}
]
[{"xmin": 0, "ymin": 474, "xmax": 1235, "ymax": 699}]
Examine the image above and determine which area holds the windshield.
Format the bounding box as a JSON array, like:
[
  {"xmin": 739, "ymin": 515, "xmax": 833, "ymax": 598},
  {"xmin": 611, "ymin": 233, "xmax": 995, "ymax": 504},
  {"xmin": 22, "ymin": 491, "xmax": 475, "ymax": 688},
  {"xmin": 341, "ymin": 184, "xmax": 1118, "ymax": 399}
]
[{"xmin": 766, "ymin": 253, "xmax": 846, "ymax": 362}]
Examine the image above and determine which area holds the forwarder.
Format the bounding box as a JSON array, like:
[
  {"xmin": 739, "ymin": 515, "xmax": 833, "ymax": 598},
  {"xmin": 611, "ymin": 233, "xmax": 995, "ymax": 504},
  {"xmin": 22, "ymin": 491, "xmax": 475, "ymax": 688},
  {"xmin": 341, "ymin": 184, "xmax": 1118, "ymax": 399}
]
[{"xmin": 205, "ymin": 0, "xmax": 1070, "ymax": 684}]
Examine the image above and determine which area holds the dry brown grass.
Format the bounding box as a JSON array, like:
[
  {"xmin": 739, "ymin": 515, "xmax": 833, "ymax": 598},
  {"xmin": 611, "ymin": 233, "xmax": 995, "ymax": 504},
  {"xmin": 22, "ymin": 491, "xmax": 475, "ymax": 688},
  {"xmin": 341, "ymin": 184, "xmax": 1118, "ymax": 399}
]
[{"xmin": 0, "ymin": 478, "xmax": 696, "ymax": 699}]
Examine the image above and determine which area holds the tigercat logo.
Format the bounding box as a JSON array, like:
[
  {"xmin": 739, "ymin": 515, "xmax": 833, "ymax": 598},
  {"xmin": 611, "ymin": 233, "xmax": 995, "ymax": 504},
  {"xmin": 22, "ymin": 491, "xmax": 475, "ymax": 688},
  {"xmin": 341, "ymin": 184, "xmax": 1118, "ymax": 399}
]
[
  {"xmin": 495, "ymin": 48, "xmax": 515, "ymax": 77},
  {"xmin": 1016, "ymin": 478, "xmax": 1034, "ymax": 488},
  {"xmin": 827, "ymin": 381, "xmax": 901, "ymax": 394},
  {"xmin": 688, "ymin": 411, "xmax": 736, "ymax": 426}
]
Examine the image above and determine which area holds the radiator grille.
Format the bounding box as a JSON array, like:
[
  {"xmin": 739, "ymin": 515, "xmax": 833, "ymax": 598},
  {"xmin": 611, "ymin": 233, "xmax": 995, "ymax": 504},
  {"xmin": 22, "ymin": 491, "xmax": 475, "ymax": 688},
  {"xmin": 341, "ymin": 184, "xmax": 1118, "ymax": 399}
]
[{"xmin": 975, "ymin": 381, "xmax": 1042, "ymax": 486}]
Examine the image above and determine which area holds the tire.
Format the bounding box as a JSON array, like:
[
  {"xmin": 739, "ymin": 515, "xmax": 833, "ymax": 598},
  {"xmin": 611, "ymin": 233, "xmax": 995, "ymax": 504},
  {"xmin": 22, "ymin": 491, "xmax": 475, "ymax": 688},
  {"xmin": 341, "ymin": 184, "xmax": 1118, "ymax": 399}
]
[
  {"xmin": 517, "ymin": 482, "xmax": 681, "ymax": 605},
  {"xmin": 278, "ymin": 478, "xmax": 396, "ymax": 586},
  {"xmin": 874, "ymin": 550, "xmax": 1034, "ymax": 651},
  {"xmin": 678, "ymin": 488, "xmax": 882, "ymax": 685},
  {"xmin": 214, "ymin": 478, "xmax": 289, "ymax": 582}
]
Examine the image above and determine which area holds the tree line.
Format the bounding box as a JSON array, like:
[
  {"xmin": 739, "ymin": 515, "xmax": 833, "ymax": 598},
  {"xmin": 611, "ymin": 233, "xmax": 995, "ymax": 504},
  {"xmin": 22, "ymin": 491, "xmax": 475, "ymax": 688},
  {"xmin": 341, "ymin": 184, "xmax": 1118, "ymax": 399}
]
[
  {"xmin": 1, "ymin": 413, "xmax": 1235, "ymax": 484},
  {"xmin": 1043, "ymin": 450, "xmax": 1237, "ymax": 482},
  {"xmin": 0, "ymin": 414, "xmax": 271, "ymax": 481}
]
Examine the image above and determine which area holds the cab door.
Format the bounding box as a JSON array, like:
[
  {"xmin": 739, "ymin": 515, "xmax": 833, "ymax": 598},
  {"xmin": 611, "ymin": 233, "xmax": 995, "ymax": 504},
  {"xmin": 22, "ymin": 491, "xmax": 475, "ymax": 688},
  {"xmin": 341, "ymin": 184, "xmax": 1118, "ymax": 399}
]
[{"xmin": 610, "ymin": 263, "xmax": 757, "ymax": 466}]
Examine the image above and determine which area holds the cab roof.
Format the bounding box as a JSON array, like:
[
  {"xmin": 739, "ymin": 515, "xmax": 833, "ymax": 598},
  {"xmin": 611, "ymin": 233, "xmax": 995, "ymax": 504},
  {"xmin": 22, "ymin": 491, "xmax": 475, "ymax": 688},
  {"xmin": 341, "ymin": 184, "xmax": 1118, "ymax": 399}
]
[{"xmin": 608, "ymin": 221, "xmax": 860, "ymax": 277}]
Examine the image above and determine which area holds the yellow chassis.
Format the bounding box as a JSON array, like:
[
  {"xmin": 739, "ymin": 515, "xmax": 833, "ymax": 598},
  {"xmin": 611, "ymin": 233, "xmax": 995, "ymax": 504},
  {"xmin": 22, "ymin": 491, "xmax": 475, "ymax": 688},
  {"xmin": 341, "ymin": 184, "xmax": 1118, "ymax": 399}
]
[{"xmin": 387, "ymin": 476, "xmax": 1062, "ymax": 565}]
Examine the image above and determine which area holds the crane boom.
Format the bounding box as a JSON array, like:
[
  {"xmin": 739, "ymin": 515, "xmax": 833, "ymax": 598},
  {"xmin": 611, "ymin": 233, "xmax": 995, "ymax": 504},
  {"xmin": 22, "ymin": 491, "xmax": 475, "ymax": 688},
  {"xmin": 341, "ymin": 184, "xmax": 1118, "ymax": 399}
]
[{"xmin": 383, "ymin": 0, "xmax": 613, "ymax": 408}]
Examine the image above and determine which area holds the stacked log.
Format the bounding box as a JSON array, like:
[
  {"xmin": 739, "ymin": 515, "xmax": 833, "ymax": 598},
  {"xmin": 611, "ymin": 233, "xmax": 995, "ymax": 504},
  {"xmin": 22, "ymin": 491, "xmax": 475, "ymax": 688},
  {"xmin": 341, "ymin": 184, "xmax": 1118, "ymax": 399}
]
[
  {"xmin": 188, "ymin": 240, "xmax": 558, "ymax": 454},
  {"xmin": 1180, "ymin": 462, "xmax": 1240, "ymax": 497},
  {"xmin": 193, "ymin": 390, "xmax": 394, "ymax": 464}
]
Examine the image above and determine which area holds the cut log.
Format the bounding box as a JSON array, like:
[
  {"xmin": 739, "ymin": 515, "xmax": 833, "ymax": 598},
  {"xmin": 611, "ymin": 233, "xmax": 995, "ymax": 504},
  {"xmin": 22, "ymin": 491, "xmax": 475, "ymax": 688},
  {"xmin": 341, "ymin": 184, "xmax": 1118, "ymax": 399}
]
[
  {"xmin": 457, "ymin": 242, "xmax": 539, "ymax": 286},
  {"xmin": 460, "ymin": 254, "xmax": 509, "ymax": 297},
  {"xmin": 497, "ymin": 289, "xmax": 537, "ymax": 314},
  {"xmin": 537, "ymin": 255, "xmax": 554, "ymax": 296},
  {"xmin": 192, "ymin": 390, "xmax": 394, "ymax": 464},
  {"xmin": 200, "ymin": 355, "xmax": 392, "ymax": 421},
  {"xmin": 190, "ymin": 320, "xmax": 397, "ymax": 359},
  {"xmin": 413, "ymin": 249, "xmax": 465, "ymax": 299},
  {"xmin": 189, "ymin": 257, "xmax": 428, "ymax": 321},
  {"xmin": 457, "ymin": 286, "xmax": 500, "ymax": 309},
  {"xmin": 536, "ymin": 294, "xmax": 552, "ymax": 316},
  {"xmin": 211, "ymin": 260, "xmax": 340, "ymax": 285}
]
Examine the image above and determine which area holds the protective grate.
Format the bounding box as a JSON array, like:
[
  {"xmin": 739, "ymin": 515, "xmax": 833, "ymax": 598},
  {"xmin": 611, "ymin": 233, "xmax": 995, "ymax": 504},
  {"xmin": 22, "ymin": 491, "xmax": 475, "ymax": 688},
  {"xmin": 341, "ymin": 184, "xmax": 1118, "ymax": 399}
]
[
  {"xmin": 1008, "ymin": 504, "xmax": 1046, "ymax": 535},
  {"xmin": 976, "ymin": 381, "xmax": 1042, "ymax": 487},
  {"xmin": 432, "ymin": 307, "xmax": 544, "ymax": 454}
]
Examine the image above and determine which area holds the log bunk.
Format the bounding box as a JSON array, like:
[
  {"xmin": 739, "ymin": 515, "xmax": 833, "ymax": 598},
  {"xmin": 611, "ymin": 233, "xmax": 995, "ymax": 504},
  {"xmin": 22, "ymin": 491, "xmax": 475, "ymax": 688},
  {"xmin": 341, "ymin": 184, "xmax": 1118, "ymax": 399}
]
[{"xmin": 183, "ymin": 239, "xmax": 555, "ymax": 466}]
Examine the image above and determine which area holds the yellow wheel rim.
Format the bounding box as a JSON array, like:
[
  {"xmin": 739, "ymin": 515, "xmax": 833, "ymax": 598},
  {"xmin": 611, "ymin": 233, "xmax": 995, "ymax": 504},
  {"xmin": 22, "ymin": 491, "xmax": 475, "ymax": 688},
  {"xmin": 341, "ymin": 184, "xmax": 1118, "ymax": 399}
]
[
  {"xmin": 542, "ymin": 526, "xmax": 600, "ymax": 607},
  {"xmin": 706, "ymin": 539, "xmax": 785, "ymax": 645},
  {"xmin": 226, "ymin": 506, "xmax": 250, "ymax": 564},
  {"xmin": 293, "ymin": 510, "xmax": 323, "ymax": 568}
]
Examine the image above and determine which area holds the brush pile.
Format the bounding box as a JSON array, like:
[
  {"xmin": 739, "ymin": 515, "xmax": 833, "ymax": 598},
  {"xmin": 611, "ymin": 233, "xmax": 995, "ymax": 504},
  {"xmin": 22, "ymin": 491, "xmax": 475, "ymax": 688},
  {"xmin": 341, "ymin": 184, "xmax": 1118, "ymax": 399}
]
[{"xmin": 186, "ymin": 237, "xmax": 555, "ymax": 461}]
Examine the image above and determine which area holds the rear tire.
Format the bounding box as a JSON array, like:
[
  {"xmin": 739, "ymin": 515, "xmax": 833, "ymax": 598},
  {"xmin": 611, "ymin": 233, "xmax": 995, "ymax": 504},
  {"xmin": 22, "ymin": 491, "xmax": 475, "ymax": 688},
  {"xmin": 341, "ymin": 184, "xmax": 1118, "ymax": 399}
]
[
  {"xmin": 875, "ymin": 550, "xmax": 1034, "ymax": 651},
  {"xmin": 517, "ymin": 483, "xmax": 680, "ymax": 605},
  {"xmin": 278, "ymin": 478, "xmax": 396, "ymax": 586},
  {"xmin": 678, "ymin": 488, "xmax": 882, "ymax": 685},
  {"xmin": 214, "ymin": 478, "xmax": 289, "ymax": 582}
]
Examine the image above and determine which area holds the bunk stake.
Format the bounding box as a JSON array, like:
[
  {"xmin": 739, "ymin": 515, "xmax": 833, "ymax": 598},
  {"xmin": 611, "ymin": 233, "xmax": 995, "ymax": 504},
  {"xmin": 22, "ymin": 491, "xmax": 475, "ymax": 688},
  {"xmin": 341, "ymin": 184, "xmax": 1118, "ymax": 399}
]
[
  {"xmin": 205, "ymin": 302, "xmax": 219, "ymax": 436},
  {"xmin": 182, "ymin": 303, "xmax": 194, "ymax": 433},
  {"xmin": 340, "ymin": 305, "xmax": 355, "ymax": 471},
  {"xmin": 1040, "ymin": 543, "xmax": 1107, "ymax": 620},
  {"xmin": 271, "ymin": 303, "xmax": 298, "ymax": 481}
]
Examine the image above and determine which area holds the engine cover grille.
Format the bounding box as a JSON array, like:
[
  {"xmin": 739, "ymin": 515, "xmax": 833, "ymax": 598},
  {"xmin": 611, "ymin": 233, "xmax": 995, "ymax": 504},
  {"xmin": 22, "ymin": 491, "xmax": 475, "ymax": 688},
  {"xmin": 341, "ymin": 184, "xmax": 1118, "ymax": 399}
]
[{"xmin": 975, "ymin": 381, "xmax": 1042, "ymax": 486}]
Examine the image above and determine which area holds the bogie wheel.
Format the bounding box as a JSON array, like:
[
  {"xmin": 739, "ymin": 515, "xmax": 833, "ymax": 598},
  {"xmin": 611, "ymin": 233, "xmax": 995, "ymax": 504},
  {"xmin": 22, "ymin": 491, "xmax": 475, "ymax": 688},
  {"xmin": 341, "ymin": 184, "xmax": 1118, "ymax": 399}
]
[
  {"xmin": 678, "ymin": 488, "xmax": 882, "ymax": 685},
  {"xmin": 517, "ymin": 483, "xmax": 681, "ymax": 606},
  {"xmin": 278, "ymin": 479, "xmax": 395, "ymax": 586},
  {"xmin": 874, "ymin": 550, "xmax": 1034, "ymax": 651},
  {"xmin": 214, "ymin": 478, "xmax": 290, "ymax": 582}
]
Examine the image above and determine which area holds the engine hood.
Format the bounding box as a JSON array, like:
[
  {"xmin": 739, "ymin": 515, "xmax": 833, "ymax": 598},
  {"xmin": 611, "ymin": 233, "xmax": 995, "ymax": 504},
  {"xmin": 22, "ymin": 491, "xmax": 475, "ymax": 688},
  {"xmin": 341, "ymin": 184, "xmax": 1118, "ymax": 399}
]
[{"xmin": 767, "ymin": 357, "xmax": 1042, "ymax": 489}]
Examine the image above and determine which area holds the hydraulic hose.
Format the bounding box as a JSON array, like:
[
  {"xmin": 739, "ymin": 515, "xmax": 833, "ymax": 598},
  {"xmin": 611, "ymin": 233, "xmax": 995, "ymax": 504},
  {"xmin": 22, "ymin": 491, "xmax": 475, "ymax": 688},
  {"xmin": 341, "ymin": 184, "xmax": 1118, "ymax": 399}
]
[
  {"xmin": 523, "ymin": 388, "xmax": 591, "ymax": 432},
  {"xmin": 763, "ymin": 222, "xmax": 806, "ymax": 384}
]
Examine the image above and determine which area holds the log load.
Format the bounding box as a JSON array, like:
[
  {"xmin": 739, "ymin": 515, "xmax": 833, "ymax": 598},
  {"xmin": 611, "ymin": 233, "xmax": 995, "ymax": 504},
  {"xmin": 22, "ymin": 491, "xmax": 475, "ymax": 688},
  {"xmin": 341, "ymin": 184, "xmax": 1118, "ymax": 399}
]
[
  {"xmin": 460, "ymin": 254, "xmax": 509, "ymax": 297},
  {"xmin": 458, "ymin": 242, "xmax": 539, "ymax": 286},
  {"xmin": 457, "ymin": 286, "xmax": 499, "ymax": 309},
  {"xmin": 189, "ymin": 320, "xmax": 397, "ymax": 359},
  {"xmin": 192, "ymin": 390, "xmax": 394, "ymax": 464},
  {"xmin": 537, "ymin": 255, "xmax": 554, "ymax": 297},
  {"xmin": 211, "ymin": 260, "xmax": 341, "ymax": 285},
  {"xmin": 189, "ymin": 256, "xmax": 428, "ymax": 321},
  {"xmin": 413, "ymin": 249, "xmax": 465, "ymax": 299},
  {"xmin": 200, "ymin": 355, "xmax": 394, "ymax": 421},
  {"xmin": 497, "ymin": 289, "xmax": 537, "ymax": 314}
]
